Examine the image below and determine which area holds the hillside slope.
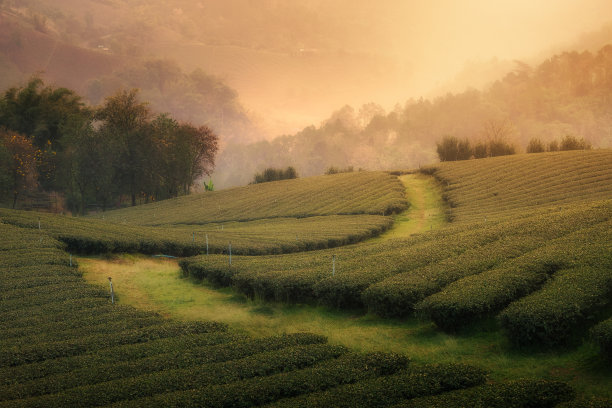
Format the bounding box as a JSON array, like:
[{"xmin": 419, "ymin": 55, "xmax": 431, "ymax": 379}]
[
  {"xmin": 426, "ymin": 150, "xmax": 612, "ymax": 223},
  {"xmin": 182, "ymin": 151, "xmax": 612, "ymax": 350},
  {"xmin": 93, "ymin": 171, "xmax": 408, "ymax": 225}
]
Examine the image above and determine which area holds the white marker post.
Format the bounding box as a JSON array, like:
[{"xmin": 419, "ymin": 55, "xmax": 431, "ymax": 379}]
[
  {"xmin": 108, "ymin": 277, "xmax": 114, "ymax": 304},
  {"xmin": 228, "ymin": 242, "xmax": 232, "ymax": 266},
  {"xmin": 332, "ymin": 255, "xmax": 336, "ymax": 276}
]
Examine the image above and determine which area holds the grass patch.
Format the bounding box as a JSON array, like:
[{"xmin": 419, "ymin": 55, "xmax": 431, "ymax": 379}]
[{"xmin": 80, "ymin": 255, "xmax": 612, "ymax": 400}]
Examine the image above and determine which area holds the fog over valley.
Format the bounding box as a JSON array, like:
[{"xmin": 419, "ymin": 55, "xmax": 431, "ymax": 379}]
[{"xmin": 1, "ymin": 0, "xmax": 612, "ymax": 188}]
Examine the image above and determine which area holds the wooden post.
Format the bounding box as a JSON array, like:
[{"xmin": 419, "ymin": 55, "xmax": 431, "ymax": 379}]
[
  {"xmin": 69, "ymin": 254, "xmax": 72, "ymax": 267},
  {"xmin": 332, "ymin": 255, "xmax": 336, "ymax": 276},
  {"xmin": 192, "ymin": 232, "xmax": 195, "ymax": 242},
  {"xmin": 38, "ymin": 219, "xmax": 41, "ymax": 230},
  {"xmin": 108, "ymin": 277, "xmax": 114, "ymax": 304},
  {"xmin": 229, "ymin": 242, "xmax": 232, "ymax": 266},
  {"xmin": 206, "ymin": 234, "xmax": 209, "ymax": 255}
]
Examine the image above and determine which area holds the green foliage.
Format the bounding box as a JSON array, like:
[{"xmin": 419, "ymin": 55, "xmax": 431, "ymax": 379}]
[
  {"xmin": 499, "ymin": 266, "xmax": 612, "ymax": 347},
  {"xmin": 416, "ymin": 219, "xmax": 611, "ymax": 332},
  {"xmin": 0, "ymin": 79, "xmax": 219, "ymax": 212},
  {"xmin": 118, "ymin": 352, "xmax": 409, "ymax": 407},
  {"xmin": 394, "ymin": 379, "xmax": 575, "ymax": 408},
  {"xmin": 590, "ymin": 318, "xmax": 612, "ymax": 358},
  {"xmin": 558, "ymin": 397, "xmax": 612, "ymax": 408},
  {"xmin": 268, "ymin": 363, "xmax": 486, "ymax": 408},
  {"xmin": 252, "ymin": 166, "xmax": 299, "ymax": 184}
]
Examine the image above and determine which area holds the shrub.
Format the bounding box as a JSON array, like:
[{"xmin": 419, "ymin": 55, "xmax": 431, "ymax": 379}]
[
  {"xmin": 548, "ymin": 140, "xmax": 560, "ymax": 151},
  {"xmin": 526, "ymin": 138, "xmax": 546, "ymax": 153},
  {"xmin": 590, "ymin": 318, "xmax": 612, "ymax": 358},
  {"xmin": 252, "ymin": 166, "xmax": 298, "ymax": 184},
  {"xmin": 18, "ymin": 344, "xmax": 347, "ymax": 407},
  {"xmin": 115, "ymin": 352, "xmax": 409, "ymax": 407},
  {"xmin": 436, "ymin": 136, "xmax": 472, "ymax": 161},
  {"xmin": 267, "ymin": 363, "xmax": 487, "ymax": 408},
  {"xmin": 393, "ymin": 379, "xmax": 575, "ymax": 408},
  {"xmin": 560, "ymin": 135, "xmax": 591, "ymax": 151},
  {"xmin": 499, "ymin": 267, "xmax": 612, "ymax": 347}
]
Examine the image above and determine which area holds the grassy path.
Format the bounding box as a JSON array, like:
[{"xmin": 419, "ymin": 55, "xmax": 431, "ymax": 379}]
[
  {"xmin": 377, "ymin": 173, "xmax": 446, "ymax": 240},
  {"xmin": 79, "ymin": 255, "xmax": 610, "ymax": 398}
]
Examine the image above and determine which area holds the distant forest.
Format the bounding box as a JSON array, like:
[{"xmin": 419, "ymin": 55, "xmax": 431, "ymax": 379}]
[{"xmin": 215, "ymin": 45, "xmax": 612, "ymax": 186}]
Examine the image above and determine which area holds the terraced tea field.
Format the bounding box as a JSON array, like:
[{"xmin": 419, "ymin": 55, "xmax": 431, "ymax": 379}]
[
  {"xmin": 1, "ymin": 150, "xmax": 611, "ymax": 405},
  {"xmin": 3, "ymin": 223, "xmax": 577, "ymax": 406},
  {"xmin": 181, "ymin": 151, "xmax": 612, "ymax": 350},
  {"xmin": 0, "ymin": 171, "xmax": 408, "ymax": 256},
  {"xmin": 91, "ymin": 171, "xmax": 408, "ymax": 225}
]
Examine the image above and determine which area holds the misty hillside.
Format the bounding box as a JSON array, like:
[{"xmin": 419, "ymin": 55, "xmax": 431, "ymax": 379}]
[
  {"xmin": 214, "ymin": 44, "xmax": 612, "ymax": 187},
  {"xmin": 0, "ymin": 0, "xmax": 410, "ymax": 139}
]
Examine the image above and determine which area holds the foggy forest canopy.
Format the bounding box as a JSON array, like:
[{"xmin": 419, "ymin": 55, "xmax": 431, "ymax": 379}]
[
  {"xmin": 0, "ymin": 0, "xmax": 612, "ymax": 196},
  {"xmin": 216, "ymin": 45, "xmax": 612, "ymax": 186}
]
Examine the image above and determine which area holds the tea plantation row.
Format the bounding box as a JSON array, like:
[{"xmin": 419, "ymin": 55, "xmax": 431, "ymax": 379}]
[
  {"xmin": 424, "ymin": 150, "xmax": 612, "ymax": 223},
  {"xmin": 3, "ymin": 222, "xmax": 582, "ymax": 406},
  {"xmin": 91, "ymin": 171, "xmax": 409, "ymax": 226},
  {"xmin": 0, "ymin": 208, "xmax": 392, "ymax": 256}
]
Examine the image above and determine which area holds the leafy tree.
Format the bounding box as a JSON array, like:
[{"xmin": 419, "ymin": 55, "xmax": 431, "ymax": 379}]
[
  {"xmin": 436, "ymin": 136, "xmax": 471, "ymax": 161},
  {"xmin": 0, "ymin": 131, "xmax": 40, "ymax": 208},
  {"xmin": 473, "ymin": 141, "xmax": 488, "ymax": 159},
  {"xmin": 548, "ymin": 140, "xmax": 559, "ymax": 152},
  {"xmin": 96, "ymin": 89, "xmax": 151, "ymax": 206},
  {"xmin": 560, "ymin": 135, "xmax": 591, "ymax": 151},
  {"xmin": 0, "ymin": 77, "xmax": 89, "ymax": 190},
  {"xmin": 526, "ymin": 138, "xmax": 545, "ymax": 153},
  {"xmin": 252, "ymin": 166, "xmax": 298, "ymax": 184}
]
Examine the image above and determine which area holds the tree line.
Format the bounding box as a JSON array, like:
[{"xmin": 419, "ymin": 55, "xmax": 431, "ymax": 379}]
[
  {"xmin": 436, "ymin": 133, "xmax": 592, "ymax": 162},
  {"xmin": 0, "ymin": 78, "xmax": 218, "ymax": 214},
  {"xmin": 214, "ymin": 45, "xmax": 612, "ymax": 187}
]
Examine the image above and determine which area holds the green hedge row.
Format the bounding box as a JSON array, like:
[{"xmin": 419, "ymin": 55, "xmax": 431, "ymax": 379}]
[
  {"xmin": 0, "ymin": 248, "xmax": 71, "ymax": 267},
  {"xmin": 266, "ymin": 363, "xmax": 486, "ymax": 408},
  {"xmin": 1, "ymin": 333, "xmax": 327, "ymax": 401},
  {"xmin": 1, "ymin": 304, "xmax": 153, "ymax": 335},
  {"xmin": 590, "ymin": 318, "xmax": 612, "ymax": 358},
  {"xmin": 15, "ymin": 344, "xmax": 348, "ymax": 407},
  {"xmin": 1, "ymin": 284, "xmax": 108, "ymax": 311},
  {"xmin": 1, "ymin": 316, "xmax": 165, "ymax": 349},
  {"xmin": 392, "ymin": 379, "xmax": 575, "ymax": 408},
  {"xmin": 0, "ymin": 297, "xmax": 109, "ymax": 329},
  {"xmin": 557, "ymin": 397, "xmax": 612, "ymax": 408},
  {"xmin": 1, "ymin": 264, "xmax": 81, "ymax": 280},
  {"xmin": 499, "ymin": 266, "xmax": 612, "ymax": 347},
  {"xmin": 362, "ymin": 236, "xmax": 542, "ymax": 318},
  {"xmin": 115, "ymin": 352, "xmax": 409, "ymax": 407},
  {"xmin": 0, "ymin": 332, "xmax": 243, "ymax": 388},
  {"xmin": 0, "ymin": 321, "xmax": 227, "ymax": 367},
  {"xmin": 416, "ymin": 220, "xmax": 611, "ymax": 332}
]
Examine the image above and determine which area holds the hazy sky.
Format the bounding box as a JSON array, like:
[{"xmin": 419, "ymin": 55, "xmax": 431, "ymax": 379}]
[{"xmin": 356, "ymin": 0, "xmax": 612, "ymax": 93}]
